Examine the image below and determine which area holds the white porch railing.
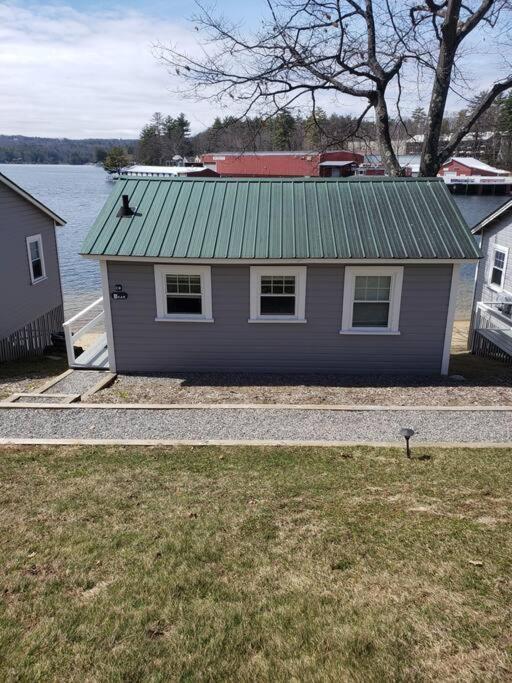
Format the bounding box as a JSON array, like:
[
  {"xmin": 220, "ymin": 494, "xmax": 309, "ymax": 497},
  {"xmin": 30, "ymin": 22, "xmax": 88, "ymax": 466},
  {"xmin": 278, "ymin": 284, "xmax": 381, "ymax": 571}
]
[
  {"xmin": 62, "ymin": 297, "xmax": 105, "ymax": 368},
  {"xmin": 474, "ymin": 301, "xmax": 512, "ymax": 332}
]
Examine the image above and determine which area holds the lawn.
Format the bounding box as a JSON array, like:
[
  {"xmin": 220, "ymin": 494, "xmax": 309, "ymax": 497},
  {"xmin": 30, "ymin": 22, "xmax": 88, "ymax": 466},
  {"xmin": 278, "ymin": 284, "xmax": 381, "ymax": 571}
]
[{"xmin": 1, "ymin": 445, "xmax": 511, "ymax": 681}]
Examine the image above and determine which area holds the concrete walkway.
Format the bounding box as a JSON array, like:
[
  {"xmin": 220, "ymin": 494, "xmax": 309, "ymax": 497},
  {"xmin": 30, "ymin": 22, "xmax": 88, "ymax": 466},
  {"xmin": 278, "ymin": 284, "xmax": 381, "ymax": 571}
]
[{"xmin": 0, "ymin": 404, "xmax": 511, "ymax": 446}]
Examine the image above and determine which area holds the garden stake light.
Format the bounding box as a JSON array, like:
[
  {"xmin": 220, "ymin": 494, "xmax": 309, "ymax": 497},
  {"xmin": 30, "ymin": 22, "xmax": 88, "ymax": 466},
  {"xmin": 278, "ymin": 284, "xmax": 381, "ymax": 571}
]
[{"xmin": 399, "ymin": 428, "xmax": 415, "ymax": 458}]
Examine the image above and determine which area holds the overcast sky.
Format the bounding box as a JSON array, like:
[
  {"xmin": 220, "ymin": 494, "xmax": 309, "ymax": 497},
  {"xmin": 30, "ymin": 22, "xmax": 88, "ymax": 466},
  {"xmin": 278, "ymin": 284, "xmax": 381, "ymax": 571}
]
[{"xmin": 0, "ymin": 1, "xmax": 507, "ymax": 140}]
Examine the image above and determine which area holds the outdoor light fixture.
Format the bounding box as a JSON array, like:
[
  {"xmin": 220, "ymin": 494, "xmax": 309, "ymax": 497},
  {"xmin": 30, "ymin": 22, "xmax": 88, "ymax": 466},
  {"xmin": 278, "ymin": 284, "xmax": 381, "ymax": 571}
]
[{"xmin": 399, "ymin": 428, "xmax": 415, "ymax": 458}]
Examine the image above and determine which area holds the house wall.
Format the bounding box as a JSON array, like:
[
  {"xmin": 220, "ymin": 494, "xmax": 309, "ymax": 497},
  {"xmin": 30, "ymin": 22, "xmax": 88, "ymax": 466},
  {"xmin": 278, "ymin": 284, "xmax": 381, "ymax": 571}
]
[
  {"xmin": 473, "ymin": 211, "xmax": 512, "ymax": 307},
  {"xmin": 106, "ymin": 261, "xmax": 453, "ymax": 375},
  {"xmin": 0, "ymin": 183, "xmax": 63, "ymax": 339}
]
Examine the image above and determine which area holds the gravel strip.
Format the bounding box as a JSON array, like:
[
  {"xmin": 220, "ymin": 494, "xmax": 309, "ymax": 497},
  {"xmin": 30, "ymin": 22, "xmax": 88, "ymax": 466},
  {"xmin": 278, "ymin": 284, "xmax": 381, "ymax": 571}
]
[
  {"xmin": 87, "ymin": 372, "xmax": 512, "ymax": 407},
  {"xmin": 42, "ymin": 370, "xmax": 107, "ymax": 396},
  {"xmin": 1, "ymin": 407, "xmax": 511, "ymax": 443}
]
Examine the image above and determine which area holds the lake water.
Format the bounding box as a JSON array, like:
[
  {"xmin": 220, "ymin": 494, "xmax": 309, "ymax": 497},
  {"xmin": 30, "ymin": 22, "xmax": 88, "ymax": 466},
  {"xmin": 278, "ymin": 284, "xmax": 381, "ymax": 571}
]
[{"xmin": 1, "ymin": 164, "xmax": 508, "ymax": 320}]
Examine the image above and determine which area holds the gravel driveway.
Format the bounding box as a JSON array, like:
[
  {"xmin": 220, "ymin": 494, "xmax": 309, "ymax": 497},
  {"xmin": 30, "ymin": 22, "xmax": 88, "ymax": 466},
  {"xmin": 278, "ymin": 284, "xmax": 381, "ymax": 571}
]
[{"xmin": 1, "ymin": 406, "xmax": 511, "ymax": 444}]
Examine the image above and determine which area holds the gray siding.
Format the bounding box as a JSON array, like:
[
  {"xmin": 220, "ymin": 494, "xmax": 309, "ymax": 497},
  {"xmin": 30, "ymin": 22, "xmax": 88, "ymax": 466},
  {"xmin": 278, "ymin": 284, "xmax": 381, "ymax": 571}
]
[
  {"xmin": 474, "ymin": 212, "xmax": 512, "ymax": 306},
  {"xmin": 107, "ymin": 262, "xmax": 452, "ymax": 375},
  {"xmin": 0, "ymin": 183, "xmax": 63, "ymax": 339}
]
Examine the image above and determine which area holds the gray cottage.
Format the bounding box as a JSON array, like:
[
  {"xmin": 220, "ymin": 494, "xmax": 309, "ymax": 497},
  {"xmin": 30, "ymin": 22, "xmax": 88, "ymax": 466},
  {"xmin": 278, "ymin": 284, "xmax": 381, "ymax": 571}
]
[
  {"xmin": 79, "ymin": 176, "xmax": 479, "ymax": 376},
  {"xmin": 0, "ymin": 173, "xmax": 66, "ymax": 361},
  {"xmin": 470, "ymin": 198, "xmax": 512, "ymax": 362}
]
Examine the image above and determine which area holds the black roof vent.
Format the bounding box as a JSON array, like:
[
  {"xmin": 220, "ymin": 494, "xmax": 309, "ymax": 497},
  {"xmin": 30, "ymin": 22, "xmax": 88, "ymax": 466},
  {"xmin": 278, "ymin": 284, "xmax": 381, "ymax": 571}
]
[{"xmin": 117, "ymin": 194, "xmax": 136, "ymax": 218}]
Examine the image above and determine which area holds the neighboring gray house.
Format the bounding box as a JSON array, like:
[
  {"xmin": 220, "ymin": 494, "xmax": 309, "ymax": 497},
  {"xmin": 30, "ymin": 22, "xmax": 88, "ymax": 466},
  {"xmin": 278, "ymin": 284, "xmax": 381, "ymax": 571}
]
[
  {"xmin": 0, "ymin": 172, "xmax": 66, "ymax": 361},
  {"xmin": 470, "ymin": 199, "xmax": 512, "ymax": 362},
  {"xmin": 78, "ymin": 176, "xmax": 479, "ymax": 376}
]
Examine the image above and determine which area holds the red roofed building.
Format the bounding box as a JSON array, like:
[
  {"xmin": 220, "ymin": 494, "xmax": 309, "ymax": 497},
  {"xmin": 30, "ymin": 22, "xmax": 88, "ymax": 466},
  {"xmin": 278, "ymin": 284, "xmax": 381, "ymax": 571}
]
[
  {"xmin": 201, "ymin": 150, "xmax": 364, "ymax": 177},
  {"xmin": 439, "ymin": 157, "xmax": 509, "ymax": 177}
]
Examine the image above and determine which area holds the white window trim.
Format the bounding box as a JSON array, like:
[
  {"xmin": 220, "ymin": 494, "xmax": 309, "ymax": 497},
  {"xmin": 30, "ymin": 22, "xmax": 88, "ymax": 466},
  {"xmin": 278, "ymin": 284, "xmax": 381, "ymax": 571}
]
[
  {"xmin": 340, "ymin": 266, "xmax": 403, "ymax": 335},
  {"xmin": 154, "ymin": 264, "xmax": 213, "ymax": 322},
  {"xmin": 26, "ymin": 234, "xmax": 47, "ymax": 284},
  {"xmin": 249, "ymin": 266, "xmax": 307, "ymax": 323},
  {"xmin": 488, "ymin": 243, "xmax": 509, "ymax": 293}
]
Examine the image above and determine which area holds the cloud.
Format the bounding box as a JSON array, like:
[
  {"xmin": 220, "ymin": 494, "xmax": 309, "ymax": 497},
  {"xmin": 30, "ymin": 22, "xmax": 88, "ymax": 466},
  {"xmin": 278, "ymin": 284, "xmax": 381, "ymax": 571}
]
[
  {"xmin": 0, "ymin": 1, "xmax": 507, "ymax": 139},
  {"xmin": 0, "ymin": 2, "xmax": 223, "ymax": 138}
]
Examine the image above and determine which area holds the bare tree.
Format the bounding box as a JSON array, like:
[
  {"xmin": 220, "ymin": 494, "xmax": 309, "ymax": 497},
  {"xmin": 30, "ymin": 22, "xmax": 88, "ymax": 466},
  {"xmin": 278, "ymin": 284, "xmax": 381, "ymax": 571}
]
[{"xmin": 158, "ymin": 0, "xmax": 512, "ymax": 175}]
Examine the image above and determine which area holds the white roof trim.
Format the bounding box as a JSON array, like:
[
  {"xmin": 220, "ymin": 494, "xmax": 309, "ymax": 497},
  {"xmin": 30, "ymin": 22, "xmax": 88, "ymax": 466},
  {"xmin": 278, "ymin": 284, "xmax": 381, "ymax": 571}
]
[
  {"xmin": 121, "ymin": 165, "xmax": 212, "ymax": 175},
  {"xmin": 318, "ymin": 160, "xmax": 355, "ymax": 167},
  {"xmin": 0, "ymin": 172, "xmax": 66, "ymax": 226},
  {"xmin": 472, "ymin": 199, "xmax": 512, "ymax": 234}
]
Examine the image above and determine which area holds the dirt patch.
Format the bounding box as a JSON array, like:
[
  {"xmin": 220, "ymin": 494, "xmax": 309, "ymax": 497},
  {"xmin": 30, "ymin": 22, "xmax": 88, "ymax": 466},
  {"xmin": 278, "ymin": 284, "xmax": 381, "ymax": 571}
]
[{"xmin": 88, "ymin": 364, "xmax": 512, "ymax": 406}]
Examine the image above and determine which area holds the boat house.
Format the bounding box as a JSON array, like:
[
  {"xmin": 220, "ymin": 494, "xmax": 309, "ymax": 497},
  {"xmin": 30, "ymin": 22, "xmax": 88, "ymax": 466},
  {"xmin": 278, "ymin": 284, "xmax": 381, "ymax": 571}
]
[
  {"xmin": 78, "ymin": 176, "xmax": 479, "ymax": 375},
  {"xmin": 0, "ymin": 173, "xmax": 66, "ymax": 361}
]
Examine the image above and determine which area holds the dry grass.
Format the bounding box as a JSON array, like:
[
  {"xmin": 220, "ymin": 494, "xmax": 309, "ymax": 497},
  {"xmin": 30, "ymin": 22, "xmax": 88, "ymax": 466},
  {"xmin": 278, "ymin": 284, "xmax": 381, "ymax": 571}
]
[
  {"xmin": 0, "ymin": 356, "xmax": 67, "ymax": 400},
  {"xmin": 1, "ymin": 445, "xmax": 511, "ymax": 681}
]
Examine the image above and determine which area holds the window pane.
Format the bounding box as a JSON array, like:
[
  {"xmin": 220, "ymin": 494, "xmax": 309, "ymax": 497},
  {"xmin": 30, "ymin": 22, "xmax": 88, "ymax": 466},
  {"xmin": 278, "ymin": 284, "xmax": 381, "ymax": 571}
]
[
  {"xmin": 167, "ymin": 295, "xmax": 202, "ymax": 315},
  {"xmin": 178, "ymin": 276, "xmax": 190, "ymax": 293},
  {"xmin": 494, "ymin": 251, "xmax": 505, "ymax": 269},
  {"xmin": 353, "ymin": 302, "xmax": 389, "ymax": 327},
  {"xmin": 32, "ymin": 258, "xmax": 43, "ymax": 280},
  {"xmin": 30, "ymin": 241, "xmax": 40, "ymax": 261},
  {"xmin": 491, "ymin": 267, "xmax": 503, "ymax": 286},
  {"xmin": 189, "ymin": 276, "xmax": 201, "ymax": 293},
  {"xmin": 166, "ymin": 275, "xmax": 178, "ymax": 293},
  {"xmin": 167, "ymin": 274, "xmax": 202, "ymax": 295},
  {"xmin": 260, "ymin": 275, "xmax": 295, "ymax": 295},
  {"xmin": 261, "ymin": 296, "xmax": 295, "ymax": 315},
  {"xmin": 261, "ymin": 277, "xmax": 272, "ymax": 294},
  {"xmin": 354, "ymin": 275, "xmax": 391, "ymax": 301}
]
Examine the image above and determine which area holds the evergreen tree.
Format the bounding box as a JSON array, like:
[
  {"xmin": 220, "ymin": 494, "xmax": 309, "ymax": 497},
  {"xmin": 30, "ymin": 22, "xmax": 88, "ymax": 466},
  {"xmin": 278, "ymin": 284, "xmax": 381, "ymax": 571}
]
[
  {"xmin": 410, "ymin": 108, "xmax": 427, "ymax": 135},
  {"xmin": 137, "ymin": 114, "xmax": 164, "ymax": 164},
  {"xmin": 304, "ymin": 108, "xmax": 327, "ymax": 149},
  {"xmin": 271, "ymin": 110, "xmax": 296, "ymax": 150},
  {"xmin": 103, "ymin": 146, "xmax": 129, "ymax": 174}
]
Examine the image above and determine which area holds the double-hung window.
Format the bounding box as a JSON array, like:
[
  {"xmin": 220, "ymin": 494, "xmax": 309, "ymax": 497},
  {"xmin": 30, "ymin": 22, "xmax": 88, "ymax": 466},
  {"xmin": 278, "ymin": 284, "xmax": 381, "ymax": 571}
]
[
  {"xmin": 489, "ymin": 245, "xmax": 508, "ymax": 291},
  {"xmin": 26, "ymin": 235, "xmax": 46, "ymax": 284},
  {"xmin": 341, "ymin": 266, "xmax": 403, "ymax": 334},
  {"xmin": 154, "ymin": 265, "xmax": 213, "ymax": 321},
  {"xmin": 249, "ymin": 266, "xmax": 307, "ymax": 322}
]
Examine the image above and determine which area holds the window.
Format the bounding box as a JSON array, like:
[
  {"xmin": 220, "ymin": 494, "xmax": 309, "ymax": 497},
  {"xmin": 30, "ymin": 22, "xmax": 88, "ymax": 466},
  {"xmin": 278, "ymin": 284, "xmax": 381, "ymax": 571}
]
[
  {"xmin": 26, "ymin": 235, "xmax": 46, "ymax": 284},
  {"xmin": 489, "ymin": 245, "xmax": 508, "ymax": 291},
  {"xmin": 154, "ymin": 265, "xmax": 213, "ymax": 321},
  {"xmin": 249, "ymin": 266, "xmax": 307, "ymax": 322},
  {"xmin": 341, "ymin": 266, "xmax": 403, "ymax": 334}
]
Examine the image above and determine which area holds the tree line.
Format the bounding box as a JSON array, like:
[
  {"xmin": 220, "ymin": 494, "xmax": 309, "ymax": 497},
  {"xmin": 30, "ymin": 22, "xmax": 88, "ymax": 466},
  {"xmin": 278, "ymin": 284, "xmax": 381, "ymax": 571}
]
[
  {"xmin": 0, "ymin": 135, "xmax": 136, "ymax": 165},
  {"xmin": 117, "ymin": 90, "xmax": 512, "ymax": 172},
  {"xmin": 3, "ymin": 90, "xmax": 511, "ymax": 173}
]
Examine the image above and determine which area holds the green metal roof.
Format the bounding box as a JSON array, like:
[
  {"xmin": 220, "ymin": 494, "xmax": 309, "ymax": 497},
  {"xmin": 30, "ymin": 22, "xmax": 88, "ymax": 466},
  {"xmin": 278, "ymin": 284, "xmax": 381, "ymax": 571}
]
[{"xmin": 81, "ymin": 177, "xmax": 480, "ymax": 260}]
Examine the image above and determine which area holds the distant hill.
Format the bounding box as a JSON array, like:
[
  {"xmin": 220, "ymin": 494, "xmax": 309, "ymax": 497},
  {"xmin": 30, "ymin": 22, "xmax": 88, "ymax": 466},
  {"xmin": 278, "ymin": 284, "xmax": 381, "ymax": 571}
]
[{"xmin": 0, "ymin": 135, "xmax": 137, "ymax": 165}]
